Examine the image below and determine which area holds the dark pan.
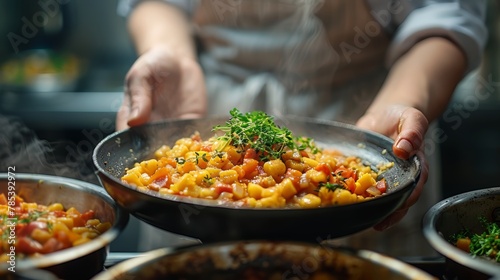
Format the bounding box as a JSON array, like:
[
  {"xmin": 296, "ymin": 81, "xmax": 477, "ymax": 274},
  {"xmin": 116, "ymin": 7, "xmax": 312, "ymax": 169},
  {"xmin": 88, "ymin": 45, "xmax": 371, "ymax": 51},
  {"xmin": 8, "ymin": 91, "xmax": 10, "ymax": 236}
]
[
  {"xmin": 92, "ymin": 241, "xmax": 436, "ymax": 280},
  {"xmin": 93, "ymin": 116, "xmax": 421, "ymax": 243}
]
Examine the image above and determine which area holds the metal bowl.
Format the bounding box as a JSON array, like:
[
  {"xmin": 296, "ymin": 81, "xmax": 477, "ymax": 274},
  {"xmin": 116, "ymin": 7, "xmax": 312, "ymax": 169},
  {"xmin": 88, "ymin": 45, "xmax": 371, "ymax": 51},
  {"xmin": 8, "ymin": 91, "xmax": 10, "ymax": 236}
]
[
  {"xmin": 92, "ymin": 241, "xmax": 436, "ymax": 280},
  {"xmin": 422, "ymin": 186, "xmax": 500, "ymax": 279},
  {"xmin": 93, "ymin": 116, "xmax": 421, "ymax": 243},
  {"xmin": 0, "ymin": 173, "xmax": 129, "ymax": 280}
]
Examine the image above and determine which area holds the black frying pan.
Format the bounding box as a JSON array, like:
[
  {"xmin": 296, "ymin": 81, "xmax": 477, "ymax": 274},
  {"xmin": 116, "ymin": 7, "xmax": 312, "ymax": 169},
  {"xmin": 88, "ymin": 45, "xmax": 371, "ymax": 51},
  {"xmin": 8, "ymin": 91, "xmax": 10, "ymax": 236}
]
[{"xmin": 92, "ymin": 116, "xmax": 421, "ymax": 243}]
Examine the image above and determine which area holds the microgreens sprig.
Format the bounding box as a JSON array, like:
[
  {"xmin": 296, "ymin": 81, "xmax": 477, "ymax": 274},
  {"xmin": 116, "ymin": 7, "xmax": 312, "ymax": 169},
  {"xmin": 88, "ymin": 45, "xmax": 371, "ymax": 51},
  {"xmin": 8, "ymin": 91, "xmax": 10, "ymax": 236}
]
[{"xmin": 212, "ymin": 108, "xmax": 320, "ymax": 161}]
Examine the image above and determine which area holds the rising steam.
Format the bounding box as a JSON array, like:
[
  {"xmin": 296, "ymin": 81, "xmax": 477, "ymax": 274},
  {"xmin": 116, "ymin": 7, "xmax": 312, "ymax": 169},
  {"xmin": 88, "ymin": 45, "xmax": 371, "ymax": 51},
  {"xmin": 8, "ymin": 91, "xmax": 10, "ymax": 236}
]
[{"xmin": 0, "ymin": 114, "xmax": 98, "ymax": 183}]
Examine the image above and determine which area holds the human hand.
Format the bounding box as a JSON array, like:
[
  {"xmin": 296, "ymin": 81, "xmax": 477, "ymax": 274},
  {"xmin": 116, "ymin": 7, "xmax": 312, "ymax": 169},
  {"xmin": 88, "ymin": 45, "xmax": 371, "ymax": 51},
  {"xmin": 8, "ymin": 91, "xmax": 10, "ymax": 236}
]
[
  {"xmin": 356, "ymin": 105, "xmax": 430, "ymax": 230},
  {"xmin": 116, "ymin": 46, "xmax": 207, "ymax": 130}
]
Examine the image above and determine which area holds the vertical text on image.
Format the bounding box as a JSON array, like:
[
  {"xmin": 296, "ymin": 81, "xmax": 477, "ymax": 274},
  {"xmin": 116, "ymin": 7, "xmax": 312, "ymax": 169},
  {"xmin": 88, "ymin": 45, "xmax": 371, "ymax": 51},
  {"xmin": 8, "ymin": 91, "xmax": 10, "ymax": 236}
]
[{"xmin": 6, "ymin": 166, "xmax": 17, "ymax": 272}]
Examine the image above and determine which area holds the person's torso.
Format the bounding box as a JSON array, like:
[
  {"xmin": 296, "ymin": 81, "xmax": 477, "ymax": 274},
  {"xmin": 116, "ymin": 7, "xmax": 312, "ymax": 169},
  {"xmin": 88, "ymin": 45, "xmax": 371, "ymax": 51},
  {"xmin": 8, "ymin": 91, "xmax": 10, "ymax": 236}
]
[{"xmin": 192, "ymin": 0, "xmax": 391, "ymax": 92}]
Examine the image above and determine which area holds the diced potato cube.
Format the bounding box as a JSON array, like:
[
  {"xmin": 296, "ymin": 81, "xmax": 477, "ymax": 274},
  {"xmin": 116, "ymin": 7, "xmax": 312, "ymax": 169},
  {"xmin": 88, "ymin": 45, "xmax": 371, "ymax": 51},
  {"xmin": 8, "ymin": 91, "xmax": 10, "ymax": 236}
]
[
  {"xmin": 261, "ymin": 187, "xmax": 277, "ymax": 198},
  {"xmin": 248, "ymin": 183, "xmax": 264, "ymax": 199},
  {"xmin": 259, "ymin": 194, "xmax": 285, "ymax": 208},
  {"xmin": 280, "ymin": 178, "xmax": 297, "ymax": 200},
  {"xmin": 354, "ymin": 173, "xmax": 376, "ymax": 195},
  {"xmin": 219, "ymin": 170, "xmax": 239, "ymax": 184},
  {"xmin": 303, "ymin": 157, "xmax": 319, "ymax": 168},
  {"xmin": 232, "ymin": 183, "xmax": 247, "ymax": 200},
  {"xmin": 263, "ymin": 159, "xmax": 286, "ymax": 179},
  {"xmin": 306, "ymin": 169, "xmax": 328, "ymax": 183},
  {"xmin": 31, "ymin": 228, "xmax": 52, "ymax": 244},
  {"xmin": 47, "ymin": 203, "xmax": 64, "ymax": 212},
  {"xmin": 298, "ymin": 194, "xmax": 321, "ymax": 208}
]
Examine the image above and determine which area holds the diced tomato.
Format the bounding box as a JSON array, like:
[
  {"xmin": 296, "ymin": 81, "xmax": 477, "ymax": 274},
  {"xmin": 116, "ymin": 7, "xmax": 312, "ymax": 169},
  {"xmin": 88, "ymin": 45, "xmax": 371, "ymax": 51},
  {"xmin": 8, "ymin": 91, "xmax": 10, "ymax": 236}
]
[
  {"xmin": 18, "ymin": 221, "xmax": 47, "ymax": 237},
  {"xmin": 343, "ymin": 177, "xmax": 356, "ymax": 193},
  {"xmin": 52, "ymin": 210, "xmax": 66, "ymax": 218},
  {"xmin": 71, "ymin": 215, "xmax": 85, "ymax": 227},
  {"xmin": 16, "ymin": 237, "xmax": 42, "ymax": 255},
  {"xmin": 54, "ymin": 231, "xmax": 72, "ymax": 249},
  {"xmin": 40, "ymin": 237, "xmax": 66, "ymax": 254},
  {"xmin": 215, "ymin": 183, "xmax": 233, "ymax": 195},
  {"xmin": 80, "ymin": 210, "xmax": 95, "ymax": 224},
  {"xmin": 191, "ymin": 133, "xmax": 202, "ymax": 142},
  {"xmin": 244, "ymin": 148, "xmax": 258, "ymax": 160},
  {"xmin": 314, "ymin": 163, "xmax": 331, "ymax": 175},
  {"xmin": 376, "ymin": 178, "xmax": 388, "ymax": 193},
  {"xmin": 334, "ymin": 166, "xmax": 356, "ymax": 180},
  {"xmin": 0, "ymin": 194, "xmax": 7, "ymax": 205},
  {"xmin": 242, "ymin": 158, "xmax": 259, "ymax": 179},
  {"xmin": 284, "ymin": 169, "xmax": 302, "ymax": 189},
  {"xmin": 16, "ymin": 223, "xmax": 27, "ymax": 236},
  {"xmin": 201, "ymin": 144, "xmax": 212, "ymax": 152}
]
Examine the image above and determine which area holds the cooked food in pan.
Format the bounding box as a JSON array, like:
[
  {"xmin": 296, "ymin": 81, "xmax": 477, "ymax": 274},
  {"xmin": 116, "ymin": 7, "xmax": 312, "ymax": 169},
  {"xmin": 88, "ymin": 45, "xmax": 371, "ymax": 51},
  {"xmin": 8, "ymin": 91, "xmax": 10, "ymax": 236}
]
[
  {"xmin": 121, "ymin": 109, "xmax": 393, "ymax": 208},
  {"xmin": 451, "ymin": 217, "xmax": 500, "ymax": 263},
  {"xmin": 0, "ymin": 194, "xmax": 111, "ymax": 260}
]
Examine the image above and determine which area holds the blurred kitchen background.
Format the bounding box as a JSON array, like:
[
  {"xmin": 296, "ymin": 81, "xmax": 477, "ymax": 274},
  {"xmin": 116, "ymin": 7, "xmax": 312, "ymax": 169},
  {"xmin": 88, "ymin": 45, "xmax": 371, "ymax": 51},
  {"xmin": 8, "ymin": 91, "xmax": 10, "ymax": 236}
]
[{"xmin": 0, "ymin": 0, "xmax": 499, "ymax": 253}]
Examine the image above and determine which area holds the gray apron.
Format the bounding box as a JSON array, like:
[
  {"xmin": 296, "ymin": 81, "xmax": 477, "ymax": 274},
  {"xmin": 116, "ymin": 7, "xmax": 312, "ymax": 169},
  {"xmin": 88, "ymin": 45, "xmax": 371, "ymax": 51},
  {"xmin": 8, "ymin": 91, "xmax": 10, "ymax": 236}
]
[{"xmin": 139, "ymin": 0, "xmax": 441, "ymax": 258}]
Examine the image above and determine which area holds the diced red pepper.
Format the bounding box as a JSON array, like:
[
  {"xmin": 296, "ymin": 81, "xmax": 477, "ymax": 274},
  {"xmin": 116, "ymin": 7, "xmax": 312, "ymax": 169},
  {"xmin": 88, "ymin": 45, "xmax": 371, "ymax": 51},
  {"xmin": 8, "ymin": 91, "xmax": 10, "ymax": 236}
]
[{"xmin": 376, "ymin": 178, "xmax": 388, "ymax": 193}]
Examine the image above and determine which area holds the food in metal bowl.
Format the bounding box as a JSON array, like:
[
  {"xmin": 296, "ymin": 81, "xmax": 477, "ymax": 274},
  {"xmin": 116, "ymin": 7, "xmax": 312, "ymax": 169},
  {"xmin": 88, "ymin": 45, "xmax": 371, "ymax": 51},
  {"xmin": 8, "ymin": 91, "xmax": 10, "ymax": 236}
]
[
  {"xmin": 0, "ymin": 173, "xmax": 129, "ymax": 280},
  {"xmin": 0, "ymin": 194, "xmax": 112, "ymax": 260},
  {"xmin": 92, "ymin": 241, "xmax": 436, "ymax": 280},
  {"xmin": 423, "ymin": 186, "xmax": 500, "ymax": 280}
]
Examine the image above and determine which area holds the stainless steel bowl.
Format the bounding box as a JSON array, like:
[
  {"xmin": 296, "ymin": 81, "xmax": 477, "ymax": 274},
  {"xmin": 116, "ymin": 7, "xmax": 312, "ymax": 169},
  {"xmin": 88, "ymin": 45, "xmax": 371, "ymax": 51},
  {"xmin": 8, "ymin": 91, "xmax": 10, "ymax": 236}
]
[
  {"xmin": 422, "ymin": 186, "xmax": 500, "ymax": 279},
  {"xmin": 0, "ymin": 173, "xmax": 129, "ymax": 280},
  {"xmin": 92, "ymin": 241, "xmax": 436, "ymax": 280}
]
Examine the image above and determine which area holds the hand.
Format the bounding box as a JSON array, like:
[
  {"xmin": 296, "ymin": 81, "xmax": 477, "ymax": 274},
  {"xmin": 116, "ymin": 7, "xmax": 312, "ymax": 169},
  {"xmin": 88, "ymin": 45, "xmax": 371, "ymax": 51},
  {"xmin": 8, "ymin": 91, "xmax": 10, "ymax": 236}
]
[
  {"xmin": 116, "ymin": 46, "xmax": 207, "ymax": 130},
  {"xmin": 356, "ymin": 105, "xmax": 430, "ymax": 230}
]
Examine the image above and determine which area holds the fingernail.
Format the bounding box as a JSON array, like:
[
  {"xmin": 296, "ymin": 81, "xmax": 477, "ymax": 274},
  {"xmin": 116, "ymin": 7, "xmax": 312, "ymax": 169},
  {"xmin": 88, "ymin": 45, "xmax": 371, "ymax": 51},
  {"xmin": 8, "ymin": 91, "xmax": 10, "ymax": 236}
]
[{"xmin": 395, "ymin": 139, "xmax": 412, "ymax": 157}]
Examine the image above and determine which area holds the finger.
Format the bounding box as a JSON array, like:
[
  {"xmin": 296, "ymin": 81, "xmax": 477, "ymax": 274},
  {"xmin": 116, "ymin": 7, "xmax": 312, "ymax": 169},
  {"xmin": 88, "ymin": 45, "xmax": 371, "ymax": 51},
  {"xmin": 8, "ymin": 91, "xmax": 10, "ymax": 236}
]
[
  {"xmin": 393, "ymin": 108, "xmax": 428, "ymax": 159},
  {"xmin": 125, "ymin": 67, "xmax": 154, "ymax": 127},
  {"xmin": 115, "ymin": 91, "xmax": 131, "ymax": 131}
]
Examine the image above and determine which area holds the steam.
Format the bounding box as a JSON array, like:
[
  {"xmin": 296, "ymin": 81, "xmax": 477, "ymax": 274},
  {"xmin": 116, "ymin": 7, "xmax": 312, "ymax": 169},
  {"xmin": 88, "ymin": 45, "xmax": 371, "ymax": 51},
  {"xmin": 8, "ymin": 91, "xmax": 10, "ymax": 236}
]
[{"xmin": 0, "ymin": 114, "xmax": 98, "ymax": 183}]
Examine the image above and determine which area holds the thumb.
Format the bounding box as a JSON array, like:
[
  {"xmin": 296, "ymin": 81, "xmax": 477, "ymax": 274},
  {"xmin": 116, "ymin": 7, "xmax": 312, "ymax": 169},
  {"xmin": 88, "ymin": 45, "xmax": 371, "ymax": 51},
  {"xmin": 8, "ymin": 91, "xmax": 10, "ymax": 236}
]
[{"xmin": 393, "ymin": 108, "xmax": 428, "ymax": 159}]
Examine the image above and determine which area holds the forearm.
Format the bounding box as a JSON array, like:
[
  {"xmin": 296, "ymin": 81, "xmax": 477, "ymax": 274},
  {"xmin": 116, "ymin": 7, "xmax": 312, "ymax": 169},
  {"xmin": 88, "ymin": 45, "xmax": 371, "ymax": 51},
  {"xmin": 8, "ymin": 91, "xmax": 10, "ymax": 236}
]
[
  {"xmin": 128, "ymin": 1, "xmax": 196, "ymax": 59},
  {"xmin": 369, "ymin": 37, "xmax": 467, "ymax": 122}
]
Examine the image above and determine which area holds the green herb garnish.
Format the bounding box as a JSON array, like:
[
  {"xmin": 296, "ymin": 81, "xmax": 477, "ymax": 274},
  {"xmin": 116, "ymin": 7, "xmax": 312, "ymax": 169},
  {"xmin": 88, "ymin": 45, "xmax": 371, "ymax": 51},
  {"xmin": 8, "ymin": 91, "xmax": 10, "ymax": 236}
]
[
  {"xmin": 317, "ymin": 182, "xmax": 346, "ymax": 192},
  {"xmin": 470, "ymin": 217, "xmax": 500, "ymax": 262},
  {"xmin": 450, "ymin": 216, "xmax": 500, "ymax": 263},
  {"xmin": 212, "ymin": 108, "xmax": 320, "ymax": 161},
  {"xmin": 175, "ymin": 157, "xmax": 186, "ymax": 165},
  {"xmin": 20, "ymin": 210, "xmax": 47, "ymax": 224}
]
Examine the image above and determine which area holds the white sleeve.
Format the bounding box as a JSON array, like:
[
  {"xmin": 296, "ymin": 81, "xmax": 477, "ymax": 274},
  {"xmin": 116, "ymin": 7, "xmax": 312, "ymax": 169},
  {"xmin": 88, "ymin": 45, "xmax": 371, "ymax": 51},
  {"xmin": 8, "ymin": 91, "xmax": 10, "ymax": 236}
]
[
  {"xmin": 387, "ymin": 0, "xmax": 488, "ymax": 75},
  {"xmin": 117, "ymin": 0, "xmax": 195, "ymax": 17}
]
